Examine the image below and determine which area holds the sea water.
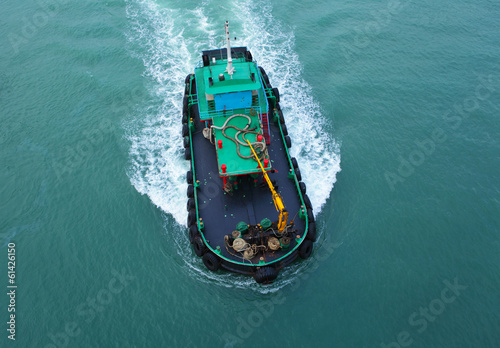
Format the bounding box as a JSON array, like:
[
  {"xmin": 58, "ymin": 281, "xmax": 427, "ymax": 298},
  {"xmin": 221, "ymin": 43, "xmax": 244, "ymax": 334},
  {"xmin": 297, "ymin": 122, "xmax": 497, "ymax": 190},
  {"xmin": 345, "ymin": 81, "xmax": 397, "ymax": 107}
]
[{"xmin": 1, "ymin": 0, "xmax": 499, "ymax": 346}]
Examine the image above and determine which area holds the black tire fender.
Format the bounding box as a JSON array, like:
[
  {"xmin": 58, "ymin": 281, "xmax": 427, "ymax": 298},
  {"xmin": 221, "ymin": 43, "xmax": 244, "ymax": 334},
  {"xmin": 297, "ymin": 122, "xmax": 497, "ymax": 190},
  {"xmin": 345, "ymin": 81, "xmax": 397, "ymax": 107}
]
[
  {"xmin": 303, "ymin": 194, "xmax": 312, "ymax": 209},
  {"xmin": 186, "ymin": 170, "xmax": 193, "ymax": 184},
  {"xmin": 185, "ymin": 148, "xmax": 191, "ymax": 161},
  {"xmin": 182, "ymin": 123, "xmax": 189, "ymax": 137},
  {"xmin": 253, "ymin": 267, "xmax": 279, "ymax": 284},
  {"xmin": 259, "ymin": 66, "xmax": 270, "ymax": 87},
  {"xmin": 307, "ymin": 208, "xmax": 315, "ymax": 224},
  {"xmin": 202, "ymin": 252, "xmax": 221, "ymax": 271},
  {"xmin": 193, "ymin": 236, "xmax": 207, "ymax": 257},
  {"xmin": 294, "ymin": 168, "xmax": 302, "ymax": 181},
  {"xmin": 278, "ymin": 110, "xmax": 285, "ymax": 124},
  {"xmin": 187, "ymin": 198, "xmax": 195, "ymax": 211},
  {"xmin": 272, "ymin": 87, "xmax": 280, "ymax": 103},
  {"xmin": 306, "ymin": 222, "xmax": 317, "ymax": 242},
  {"xmin": 187, "ymin": 184, "xmax": 194, "ymax": 198},
  {"xmin": 299, "ymin": 239, "xmax": 313, "ymax": 259},
  {"xmin": 187, "ymin": 210, "xmax": 197, "ymax": 227},
  {"xmin": 189, "ymin": 225, "xmax": 199, "ymax": 244},
  {"xmin": 299, "ymin": 181, "xmax": 306, "ymax": 195},
  {"xmin": 281, "ymin": 123, "xmax": 288, "ymax": 136},
  {"xmin": 285, "ymin": 135, "xmax": 291, "ymax": 148}
]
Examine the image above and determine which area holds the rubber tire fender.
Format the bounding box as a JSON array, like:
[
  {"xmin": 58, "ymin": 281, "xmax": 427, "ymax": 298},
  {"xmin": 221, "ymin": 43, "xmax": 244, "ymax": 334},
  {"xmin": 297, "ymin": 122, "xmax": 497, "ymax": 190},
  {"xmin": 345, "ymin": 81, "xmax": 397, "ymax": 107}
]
[
  {"xmin": 187, "ymin": 198, "xmax": 195, "ymax": 211},
  {"xmin": 291, "ymin": 157, "xmax": 298, "ymax": 170},
  {"xmin": 189, "ymin": 225, "xmax": 199, "ymax": 244},
  {"xmin": 299, "ymin": 181, "xmax": 306, "ymax": 195},
  {"xmin": 306, "ymin": 221, "xmax": 317, "ymax": 242},
  {"xmin": 272, "ymin": 87, "xmax": 280, "ymax": 103},
  {"xmin": 285, "ymin": 135, "xmax": 291, "ymax": 148},
  {"xmin": 258, "ymin": 66, "xmax": 270, "ymax": 87},
  {"xmin": 193, "ymin": 236, "xmax": 207, "ymax": 257},
  {"xmin": 187, "ymin": 210, "xmax": 197, "ymax": 227},
  {"xmin": 202, "ymin": 252, "xmax": 221, "ymax": 271},
  {"xmin": 185, "ymin": 148, "xmax": 191, "ymax": 161},
  {"xmin": 303, "ymin": 194, "xmax": 312, "ymax": 209},
  {"xmin": 281, "ymin": 123, "xmax": 288, "ymax": 136},
  {"xmin": 253, "ymin": 267, "xmax": 279, "ymax": 284},
  {"xmin": 187, "ymin": 184, "xmax": 194, "ymax": 198},
  {"xmin": 299, "ymin": 239, "xmax": 313, "ymax": 259},
  {"xmin": 183, "ymin": 136, "xmax": 190, "ymax": 148},
  {"xmin": 294, "ymin": 168, "xmax": 302, "ymax": 182},
  {"xmin": 278, "ymin": 110, "xmax": 285, "ymax": 124},
  {"xmin": 186, "ymin": 170, "xmax": 193, "ymax": 185},
  {"xmin": 182, "ymin": 123, "xmax": 189, "ymax": 137},
  {"xmin": 307, "ymin": 208, "xmax": 315, "ymax": 223}
]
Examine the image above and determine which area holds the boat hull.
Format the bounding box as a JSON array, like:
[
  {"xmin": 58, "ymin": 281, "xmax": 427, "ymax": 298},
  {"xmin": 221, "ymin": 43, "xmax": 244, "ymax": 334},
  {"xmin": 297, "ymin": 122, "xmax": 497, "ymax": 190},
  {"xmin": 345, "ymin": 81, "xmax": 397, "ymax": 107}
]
[{"xmin": 182, "ymin": 48, "xmax": 315, "ymax": 283}]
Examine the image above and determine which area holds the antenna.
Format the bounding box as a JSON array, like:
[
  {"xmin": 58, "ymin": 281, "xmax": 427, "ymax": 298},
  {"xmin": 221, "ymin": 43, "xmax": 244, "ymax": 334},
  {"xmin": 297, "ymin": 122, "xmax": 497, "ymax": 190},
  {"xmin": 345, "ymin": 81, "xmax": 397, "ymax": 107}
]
[{"xmin": 224, "ymin": 21, "xmax": 235, "ymax": 78}]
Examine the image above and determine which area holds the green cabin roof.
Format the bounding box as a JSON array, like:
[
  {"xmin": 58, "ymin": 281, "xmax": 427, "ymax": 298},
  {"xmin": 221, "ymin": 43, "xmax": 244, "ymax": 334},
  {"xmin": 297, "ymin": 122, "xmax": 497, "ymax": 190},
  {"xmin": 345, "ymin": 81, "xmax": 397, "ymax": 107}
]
[
  {"xmin": 194, "ymin": 53, "xmax": 271, "ymax": 177},
  {"xmin": 203, "ymin": 61, "xmax": 261, "ymax": 95}
]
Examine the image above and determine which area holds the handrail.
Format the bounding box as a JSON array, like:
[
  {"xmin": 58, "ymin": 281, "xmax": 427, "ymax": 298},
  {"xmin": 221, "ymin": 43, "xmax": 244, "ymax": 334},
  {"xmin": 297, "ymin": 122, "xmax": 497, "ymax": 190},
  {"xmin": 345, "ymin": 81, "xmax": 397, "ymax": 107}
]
[{"xmin": 200, "ymin": 106, "xmax": 261, "ymax": 120}]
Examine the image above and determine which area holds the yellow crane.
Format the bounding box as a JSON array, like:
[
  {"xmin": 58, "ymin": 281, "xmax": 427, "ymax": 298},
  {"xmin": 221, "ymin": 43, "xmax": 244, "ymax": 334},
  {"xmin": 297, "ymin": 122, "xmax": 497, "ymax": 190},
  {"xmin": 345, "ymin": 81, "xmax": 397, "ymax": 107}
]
[{"xmin": 246, "ymin": 139, "xmax": 289, "ymax": 232}]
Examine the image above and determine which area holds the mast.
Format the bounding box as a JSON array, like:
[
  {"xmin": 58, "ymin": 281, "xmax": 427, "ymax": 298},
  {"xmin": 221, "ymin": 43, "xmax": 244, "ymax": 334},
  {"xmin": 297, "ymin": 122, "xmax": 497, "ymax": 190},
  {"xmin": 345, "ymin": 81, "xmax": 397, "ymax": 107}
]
[{"xmin": 224, "ymin": 21, "xmax": 235, "ymax": 78}]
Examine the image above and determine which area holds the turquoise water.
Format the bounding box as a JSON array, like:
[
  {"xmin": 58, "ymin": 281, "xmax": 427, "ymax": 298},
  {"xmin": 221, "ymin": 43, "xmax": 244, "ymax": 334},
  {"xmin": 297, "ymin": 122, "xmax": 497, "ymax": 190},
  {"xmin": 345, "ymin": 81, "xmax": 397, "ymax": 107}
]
[{"xmin": 1, "ymin": 0, "xmax": 499, "ymax": 346}]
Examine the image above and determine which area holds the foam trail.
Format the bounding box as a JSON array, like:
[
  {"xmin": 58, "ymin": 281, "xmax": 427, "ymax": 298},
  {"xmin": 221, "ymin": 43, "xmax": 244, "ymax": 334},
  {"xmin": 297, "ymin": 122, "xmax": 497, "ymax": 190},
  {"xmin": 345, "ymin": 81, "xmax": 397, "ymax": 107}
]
[
  {"xmin": 125, "ymin": 0, "xmax": 341, "ymax": 291},
  {"xmin": 234, "ymin": 0, "xmax": 341, "ymax": 213},
  {"xmin": 125, "ymin": 0, "xmax": 218, "ymax": 225}
]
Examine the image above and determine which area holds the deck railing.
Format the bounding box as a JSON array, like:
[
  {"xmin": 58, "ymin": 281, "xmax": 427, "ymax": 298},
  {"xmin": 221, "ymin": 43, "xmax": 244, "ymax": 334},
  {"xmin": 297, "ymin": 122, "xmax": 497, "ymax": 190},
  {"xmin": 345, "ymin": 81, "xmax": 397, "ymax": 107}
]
[{"xmin": 199, "ymin": 106, "xmax": 262, "ymax": 121}]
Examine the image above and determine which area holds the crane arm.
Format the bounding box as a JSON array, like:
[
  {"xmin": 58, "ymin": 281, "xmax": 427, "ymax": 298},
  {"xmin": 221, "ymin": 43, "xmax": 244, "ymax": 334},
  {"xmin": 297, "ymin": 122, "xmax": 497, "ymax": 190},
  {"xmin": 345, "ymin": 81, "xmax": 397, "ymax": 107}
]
[{"xmin": 246, "ymin": 140, "xmax": 289, "ymax": 231}]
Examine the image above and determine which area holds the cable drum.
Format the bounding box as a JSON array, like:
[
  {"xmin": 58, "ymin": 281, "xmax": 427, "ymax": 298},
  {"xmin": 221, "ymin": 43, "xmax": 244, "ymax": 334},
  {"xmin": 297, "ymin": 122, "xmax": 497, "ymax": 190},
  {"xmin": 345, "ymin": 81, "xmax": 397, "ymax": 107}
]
[
  {"xmin": 268, "ymin": 237, "xmax": 280, "ymax": 251},
  {"xmin": 280, "ymin": 236, "xmax": 291, "ymax": 248}
]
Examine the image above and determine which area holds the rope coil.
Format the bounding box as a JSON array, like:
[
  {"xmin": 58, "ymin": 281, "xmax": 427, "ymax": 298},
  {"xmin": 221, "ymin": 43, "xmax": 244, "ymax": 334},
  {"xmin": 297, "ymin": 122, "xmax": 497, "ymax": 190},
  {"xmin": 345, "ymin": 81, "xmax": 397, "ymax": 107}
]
[
  {"xmin": 232, "ymin": 238, "xmax": 249, "ymax": 252},
  {"xmin": 211, "ymin": 114, "xmax": 267, "ymax": 160}
]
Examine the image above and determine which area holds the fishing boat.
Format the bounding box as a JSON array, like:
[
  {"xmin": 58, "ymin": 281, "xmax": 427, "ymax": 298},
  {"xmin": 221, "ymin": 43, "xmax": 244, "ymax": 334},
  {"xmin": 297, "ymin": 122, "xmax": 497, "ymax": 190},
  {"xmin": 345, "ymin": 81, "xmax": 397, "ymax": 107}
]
[{"xmin": 182, "ymin": 21, "xmax": 316, "ymax": 284}]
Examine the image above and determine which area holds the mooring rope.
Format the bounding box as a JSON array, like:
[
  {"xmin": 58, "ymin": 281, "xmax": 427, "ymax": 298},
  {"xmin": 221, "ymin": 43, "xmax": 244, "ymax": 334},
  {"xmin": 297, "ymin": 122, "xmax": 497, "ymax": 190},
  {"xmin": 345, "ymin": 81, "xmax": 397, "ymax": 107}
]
[{"xmin": 211, "ymin": 114, "xmax": 267, "ymax": 161}]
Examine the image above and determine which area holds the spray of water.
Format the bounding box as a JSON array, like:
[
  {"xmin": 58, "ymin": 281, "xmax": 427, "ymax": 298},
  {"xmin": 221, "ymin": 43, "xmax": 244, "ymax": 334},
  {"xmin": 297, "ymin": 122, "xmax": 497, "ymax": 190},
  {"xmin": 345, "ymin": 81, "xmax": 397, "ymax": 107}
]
[{"xmin": 234, "ymin": 0, "xmax": 341, "ymax": 213}]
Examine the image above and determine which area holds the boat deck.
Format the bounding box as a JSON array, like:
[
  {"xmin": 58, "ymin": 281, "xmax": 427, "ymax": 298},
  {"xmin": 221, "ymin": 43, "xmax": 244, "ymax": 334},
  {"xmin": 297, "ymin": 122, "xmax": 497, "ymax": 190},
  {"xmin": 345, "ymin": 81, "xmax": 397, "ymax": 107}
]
[{"xmin": 188, "ymin": 77, "xmax": 306, "ymax": 269}]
